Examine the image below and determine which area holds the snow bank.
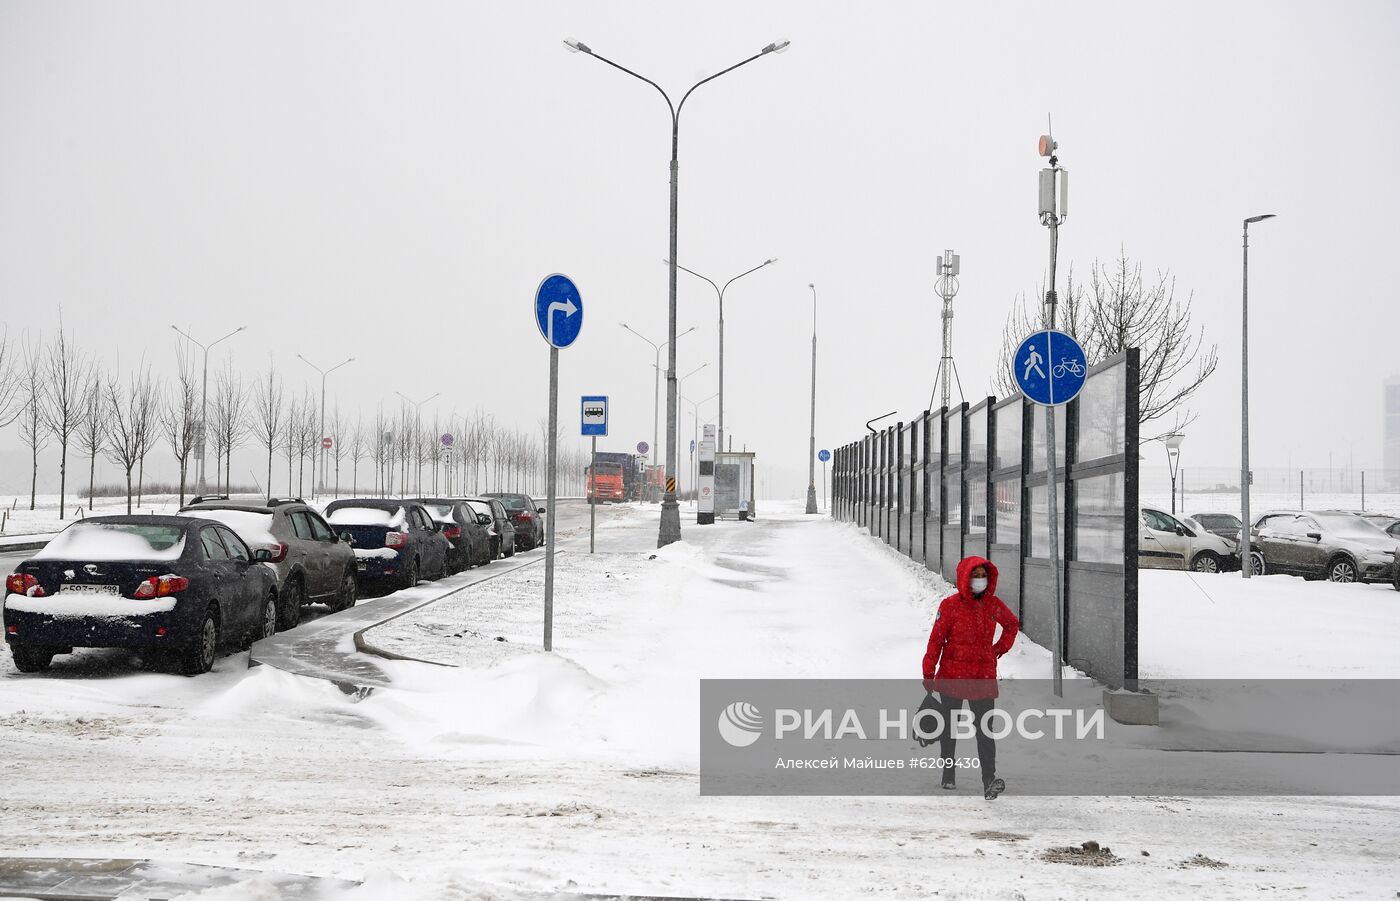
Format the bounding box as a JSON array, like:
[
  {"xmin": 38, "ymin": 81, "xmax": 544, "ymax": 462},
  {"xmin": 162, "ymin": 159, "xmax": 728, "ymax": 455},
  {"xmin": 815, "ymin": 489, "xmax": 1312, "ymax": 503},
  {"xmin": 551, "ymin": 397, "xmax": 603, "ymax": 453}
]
[{"xmin": 178, "ymin": 509, "xmax": 277, "ymax": 547}]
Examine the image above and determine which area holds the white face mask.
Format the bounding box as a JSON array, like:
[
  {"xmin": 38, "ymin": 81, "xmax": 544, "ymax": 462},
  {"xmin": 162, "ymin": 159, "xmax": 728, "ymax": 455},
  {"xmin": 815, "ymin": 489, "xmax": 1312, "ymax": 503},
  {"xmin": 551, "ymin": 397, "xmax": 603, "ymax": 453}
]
[{"xmin": 970, "ymin": 577, "xmax": 989, "ymax": 595}]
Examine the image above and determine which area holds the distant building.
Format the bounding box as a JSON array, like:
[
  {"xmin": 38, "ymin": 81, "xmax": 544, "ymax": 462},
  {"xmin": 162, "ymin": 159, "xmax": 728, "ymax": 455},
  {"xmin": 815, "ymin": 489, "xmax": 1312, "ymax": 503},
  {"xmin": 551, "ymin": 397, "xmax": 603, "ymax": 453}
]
[{"xmin": 1387, "ymin": 375, "xmax": 1400, "ymax": 487}]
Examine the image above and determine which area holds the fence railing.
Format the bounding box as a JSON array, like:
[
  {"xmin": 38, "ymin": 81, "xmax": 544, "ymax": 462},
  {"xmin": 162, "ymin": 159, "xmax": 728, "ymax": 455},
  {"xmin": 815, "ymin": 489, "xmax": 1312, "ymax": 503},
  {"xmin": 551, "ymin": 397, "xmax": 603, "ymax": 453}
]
[{"xmin": 835, "ymin": 348, "xmax": 1141, "ymax": 689}]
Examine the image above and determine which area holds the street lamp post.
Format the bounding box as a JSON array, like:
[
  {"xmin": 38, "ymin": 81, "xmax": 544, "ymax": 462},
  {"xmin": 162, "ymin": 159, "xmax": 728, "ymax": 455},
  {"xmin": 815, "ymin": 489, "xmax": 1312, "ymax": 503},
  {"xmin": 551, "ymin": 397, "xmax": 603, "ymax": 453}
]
[
  {"xmin": 565, "ymin": 37, "xmax": 790, "ymax": 547},
  {"xmin": 170, "ymin": 325, "xmax": 246, "ymax": 495},
  {"xmin": 395, "ymin": 391, "xmax": 439, "ymax": 496},
  {"xmin": 685, "ymin": 392, "xmax": 719, "ymax": 506},
  {"xmin": 676, "ymin": 363, "xmax": 710, "ymax": 495},
  {"xmin": 1164, "ymin": 432, "xmax": 1185, "ymax": 515},
  {"xmin": 620, "ymin": 323, "xmax": 695, "ymax": 485},
  {"xmin": 1241, "ymin": 213, "xmax": 1276, "ymax": 579},
  {"xmin": 669, "ymin": 258, "xmax": 776, "ymax": 452},
  {"xmin": 298, "ymin": 355, "xmax": 354, "ymax": 500},
  {"xmin": 805, "ymin": 283, "xmax": 818, "ymax": 514}
]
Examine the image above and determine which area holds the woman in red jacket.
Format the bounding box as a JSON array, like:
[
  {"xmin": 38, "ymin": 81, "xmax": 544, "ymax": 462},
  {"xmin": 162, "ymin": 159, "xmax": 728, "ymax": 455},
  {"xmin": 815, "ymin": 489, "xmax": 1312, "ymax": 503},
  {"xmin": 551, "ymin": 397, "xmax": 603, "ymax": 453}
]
[{"xmin": 922, "ymin": 555, "xmax": 1020, "ymax": 799}]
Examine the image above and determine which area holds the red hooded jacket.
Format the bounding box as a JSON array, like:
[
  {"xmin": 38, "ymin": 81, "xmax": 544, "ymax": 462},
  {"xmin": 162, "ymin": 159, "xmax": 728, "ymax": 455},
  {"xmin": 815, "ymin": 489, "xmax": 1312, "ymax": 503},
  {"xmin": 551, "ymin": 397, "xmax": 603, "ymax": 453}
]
[{"xmin": 922, "ymin": 556, "xmax": 1020, "ymax": 700}]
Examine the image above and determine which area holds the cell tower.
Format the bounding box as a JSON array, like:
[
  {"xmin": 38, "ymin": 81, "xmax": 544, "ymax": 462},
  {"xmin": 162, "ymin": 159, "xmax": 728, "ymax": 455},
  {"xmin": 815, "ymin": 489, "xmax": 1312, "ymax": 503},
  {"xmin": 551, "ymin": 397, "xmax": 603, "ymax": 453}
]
[{"xmin": 927, "ymin": 249, "xmax": 965, "ymax": 411}]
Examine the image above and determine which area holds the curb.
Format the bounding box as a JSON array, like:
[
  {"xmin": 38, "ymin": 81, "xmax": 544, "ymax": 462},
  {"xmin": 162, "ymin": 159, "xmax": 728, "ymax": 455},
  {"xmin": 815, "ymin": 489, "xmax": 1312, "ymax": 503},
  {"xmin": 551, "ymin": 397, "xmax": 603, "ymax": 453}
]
[{"xmin": 353, "ymin": 551, "xmax": 555, "ymax": 667}]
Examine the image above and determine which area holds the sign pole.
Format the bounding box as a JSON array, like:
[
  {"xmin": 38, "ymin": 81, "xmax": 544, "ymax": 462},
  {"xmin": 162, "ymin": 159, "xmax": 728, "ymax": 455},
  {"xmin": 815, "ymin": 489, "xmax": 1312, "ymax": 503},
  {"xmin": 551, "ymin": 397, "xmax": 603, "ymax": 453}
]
[
  {"xmin": 589, "ymin": 436, "xmax": 597, "ymax": 554},
  {"xmin": 544, "ymin": 345, "xmax": 558, "ymax": 652}
]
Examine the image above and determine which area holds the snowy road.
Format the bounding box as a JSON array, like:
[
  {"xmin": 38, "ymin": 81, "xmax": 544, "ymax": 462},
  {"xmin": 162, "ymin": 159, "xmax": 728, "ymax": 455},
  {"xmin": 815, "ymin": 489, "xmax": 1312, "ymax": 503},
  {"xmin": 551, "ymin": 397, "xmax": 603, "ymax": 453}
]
[{"xmin": 1, "ymin": 503, "xmax": 1397, "ymax": 898}]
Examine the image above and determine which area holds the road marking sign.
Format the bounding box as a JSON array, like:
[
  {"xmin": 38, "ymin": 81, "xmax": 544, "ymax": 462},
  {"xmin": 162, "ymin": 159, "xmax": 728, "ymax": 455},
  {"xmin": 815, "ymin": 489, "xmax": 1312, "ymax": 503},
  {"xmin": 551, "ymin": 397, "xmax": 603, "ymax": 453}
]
[
  {"xmin": 1013, "ymin": 329, "xmax": 1087, "ymax": 406},
  {"xmin": 582, "ymin": 396, "xmax": 608, "ymax": 437},
  {"xmin": 535, "ymin": 273, "xmax": 583, "ymax": 349}
]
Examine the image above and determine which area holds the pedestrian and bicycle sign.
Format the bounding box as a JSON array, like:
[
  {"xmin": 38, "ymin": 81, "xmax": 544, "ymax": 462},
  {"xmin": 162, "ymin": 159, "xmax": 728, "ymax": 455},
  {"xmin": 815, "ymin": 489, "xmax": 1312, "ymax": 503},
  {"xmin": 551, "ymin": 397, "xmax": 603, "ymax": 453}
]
[
  {"xmin": 637, "ymin": 441, "xmax": 649, "ymax": 455},
  {"xmin": 440, "ymin": 433, "xmax": 454, "ymax": 447},
  {"xmin": 1013, "ymin": 329, "xmax": 1087, "ymax": 406},
  {"xmin": 818, "ymin": 449, "xmax": 831, "ymax": 463},
  {"xmin": 535, "ymin": 273, "xmax": 583, "ymax": 349},
  {"xmin": 582, "ymin": 396, "xmax": 608, "ymax": 437}
]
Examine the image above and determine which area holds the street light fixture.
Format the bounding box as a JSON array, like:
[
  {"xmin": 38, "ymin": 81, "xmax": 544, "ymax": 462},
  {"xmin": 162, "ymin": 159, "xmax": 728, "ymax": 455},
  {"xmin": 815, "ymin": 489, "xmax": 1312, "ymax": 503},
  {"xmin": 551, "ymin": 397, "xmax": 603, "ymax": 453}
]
[
  {"xmin": 298, "ymin": 354, "xmax": 354, "ymax": 499},
  {"xmin": 169, "ymin": 324, "xmax": 246, "ymax": 495},
  {"xmin": 667, "ymin": 257, "xmax": 777, "ymax": 452},
  {"xmin": 1164, "ymin": 432, "xmax": 1185, "ymax": 515},
  {"xmin": 805, "ymin": 283, "xmax": 818, "ymax": 515},
  {"xmin": 566, "ymin": 37, "xmax": 790, "ymax": 548},
  {"xmin": 620, "ymin": 323, "xmax": 695, "ymax": 477},
  {"xmin": 1241, "ymin": 212, "xmax": 1276, "ymax": 579},
  {"xmin": 684, "ymin": 391, "xmax": 720, "ymax": 505}
]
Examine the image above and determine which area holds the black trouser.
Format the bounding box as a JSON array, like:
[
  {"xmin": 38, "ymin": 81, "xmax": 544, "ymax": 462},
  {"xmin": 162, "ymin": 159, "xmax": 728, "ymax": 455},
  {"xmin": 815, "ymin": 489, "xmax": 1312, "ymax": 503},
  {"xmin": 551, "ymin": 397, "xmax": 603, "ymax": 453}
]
[{"xmin": 938, "ymin": 694, "xmax": 996, "ymax": 785}]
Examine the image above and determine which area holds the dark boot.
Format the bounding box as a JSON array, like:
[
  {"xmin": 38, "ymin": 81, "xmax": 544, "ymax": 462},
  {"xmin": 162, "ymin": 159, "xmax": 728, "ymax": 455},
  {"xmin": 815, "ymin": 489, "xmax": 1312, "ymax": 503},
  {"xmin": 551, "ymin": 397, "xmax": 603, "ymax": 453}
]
[
  {"xmin": 941, "ymin": 769, "xmax": 956, "ymax": 790},
  {"xmin": 983, "ymin": 777, "xmax": 1005, "ymax": 800}
]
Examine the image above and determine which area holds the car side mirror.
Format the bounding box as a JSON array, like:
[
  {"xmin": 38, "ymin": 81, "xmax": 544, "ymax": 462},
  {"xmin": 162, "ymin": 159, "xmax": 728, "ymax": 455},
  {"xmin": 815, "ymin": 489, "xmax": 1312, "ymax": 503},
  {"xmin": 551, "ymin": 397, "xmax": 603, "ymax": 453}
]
[
  {"xmin": 537, "ymin": 507, "xmax": 546, "ymax": 515},
  {"xmin": 252, "ymin": 548, "xmax": 273, "ymax": 563},
  {"xmin": 477, "ymin": 514, "xmax": 491, "ymax": 526},
  {"xmin": 339, "ymin": 532, "xmax": 353, "ymax": 544},
  {"xmin": 1306, "ymin": 531, "xmax": 1322, "ymax": 541}
]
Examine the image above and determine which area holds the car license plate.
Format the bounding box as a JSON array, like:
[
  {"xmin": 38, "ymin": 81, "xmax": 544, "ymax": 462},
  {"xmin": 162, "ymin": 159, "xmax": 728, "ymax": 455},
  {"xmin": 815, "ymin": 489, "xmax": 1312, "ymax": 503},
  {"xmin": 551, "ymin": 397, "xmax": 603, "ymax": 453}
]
[{"xmin": 64, "ymin": 584, "xmax": 121, "ymax": 596}]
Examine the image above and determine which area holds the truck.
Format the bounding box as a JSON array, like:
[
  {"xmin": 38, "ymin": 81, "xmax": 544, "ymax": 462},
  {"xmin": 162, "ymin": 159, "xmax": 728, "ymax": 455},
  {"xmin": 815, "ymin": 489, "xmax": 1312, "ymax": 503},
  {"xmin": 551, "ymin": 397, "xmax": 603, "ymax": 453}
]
[
  {"xmin": 589, "ymin": 452, "xmax": 646, "ymax": 502},
  {"xmin": 587, "ymin": 459, "xmax": 626, "ymax": 502}
]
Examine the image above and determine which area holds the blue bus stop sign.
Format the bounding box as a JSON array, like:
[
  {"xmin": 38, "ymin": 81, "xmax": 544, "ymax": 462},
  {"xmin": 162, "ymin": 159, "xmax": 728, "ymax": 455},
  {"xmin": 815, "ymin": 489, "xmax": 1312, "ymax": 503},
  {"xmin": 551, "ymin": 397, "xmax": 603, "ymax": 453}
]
[
  {"xmin": 817, "ymin": 449, "xmax": 831, "ymax": 463},
  {"xmin": 1013, "ymin": 329, "xmax": 1087, "ymax": 406},
  {"xmin": 535, "ymin": 274, "xmax": 583, "ymax": 349}
]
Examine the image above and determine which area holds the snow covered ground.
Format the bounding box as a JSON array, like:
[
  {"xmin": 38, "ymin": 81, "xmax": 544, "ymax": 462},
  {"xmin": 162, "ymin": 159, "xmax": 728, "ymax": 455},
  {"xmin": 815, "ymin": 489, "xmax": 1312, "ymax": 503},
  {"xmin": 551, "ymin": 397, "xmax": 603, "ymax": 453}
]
[{"xmin": 1, "ymin": 502, "xmax": 1397, "ymax": 899}]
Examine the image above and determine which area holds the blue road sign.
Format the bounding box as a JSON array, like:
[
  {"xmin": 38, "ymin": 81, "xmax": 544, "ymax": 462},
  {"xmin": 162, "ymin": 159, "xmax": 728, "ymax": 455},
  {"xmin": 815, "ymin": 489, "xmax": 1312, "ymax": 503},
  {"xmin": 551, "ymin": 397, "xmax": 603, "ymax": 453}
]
[
  {"xmin": 1013, "ymin": 329, "xmax": 1087, "ymax": 406},
  {"xmin": 690, "ymin": 438, "xmax": 696, "ymax": 454},
  {"xmin": 581, "ymin": 396, "xmax": 608, "ymax": 437},
  {"xmin": 637, "ymin": 441, "xmax": 649, "ymax": 455},
  {"xmin": 535, "ymin": 274, "xmax": 583, "ymax": 349},
  {"xmin": 818, "ymin": 448, "xmax": 831, "ymax": 463}
]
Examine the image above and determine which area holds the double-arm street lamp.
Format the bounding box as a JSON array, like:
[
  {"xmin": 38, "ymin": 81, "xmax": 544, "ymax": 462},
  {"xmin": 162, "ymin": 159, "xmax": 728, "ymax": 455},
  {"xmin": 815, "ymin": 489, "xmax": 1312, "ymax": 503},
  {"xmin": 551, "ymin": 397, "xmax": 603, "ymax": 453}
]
[
  {"xmin": 620, "ymin": 323, "xmax": 695, "ymax": 477},
  {"xmin": 395, "ymin": 391, "xmax": 439, "ymax": 495},
  {"xmin": 565, "ymin": 37, "xmax": 790, "ymax": 547},
  {"xmin": 170, "ymin": 324, "xmax": 246, "ymax": 495},
  {"xmin": 1241, "ymin": 212, "xmax": 1276, "ymax": 579},
  {"xmin": 684, "ymin": 391, "xmax": 720, "ymax": 504},
  {"xmin": 298, "ymin": 355, "xmax": 354, "ymax": 499},
  {"xmin": 675, "ymin": 362, "xmax": 710, "ymax": 458},
  {"xmin": 667, "ymin": 257, "xmax": 777, "ymax": 452},
  {"xmin": 805, "ymin": 283, "xmax": 818, "ymax": 514}
]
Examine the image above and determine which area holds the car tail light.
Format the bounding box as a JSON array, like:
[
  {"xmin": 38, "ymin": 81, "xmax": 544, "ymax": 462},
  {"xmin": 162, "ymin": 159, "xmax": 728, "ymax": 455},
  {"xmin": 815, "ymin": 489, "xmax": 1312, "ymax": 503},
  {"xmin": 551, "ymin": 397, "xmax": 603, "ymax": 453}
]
[
  {"xmin": 384, "ymin": 531, "xmax": 408, "ymax": 548},
  {"xmin": 5, "ymin": 624, "xmax": 15, "ymax": 635},
  {"xmin": 513, "ymin": 511, "xmax": 533, "ymax": 522},
  {"xmin": 442, "ymin": 526, "xmax": 462, "ymax": 539},
  {"xmin": 132, "ymin": 574, "xmax": 190, "ymax": 599},
  {"xmin": 5, "ymin": 573, "xmax": 45, "ymax": 597},
  {"xmin": 267, "ymin": 543, "xmax": 289, "ymax": 563}
]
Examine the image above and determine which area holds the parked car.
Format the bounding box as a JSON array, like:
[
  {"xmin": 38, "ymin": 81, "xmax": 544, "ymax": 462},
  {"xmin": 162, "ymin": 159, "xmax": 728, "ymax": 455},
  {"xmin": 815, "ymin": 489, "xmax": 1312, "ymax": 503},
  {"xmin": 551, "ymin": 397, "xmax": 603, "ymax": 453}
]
[
  {"xmin": 323, "ymin": 499, "xmax": 451, "ymax": 590},
  {"xmin": 1185, "ymin": 512, "xmax": 1244, "ymax": 543},
  {"xmin": 1139, "ymin": 507, "xmax": 1240, "ymax": 573},
  {"xmin": 410, "ymin": 498, "xmax": 493, "ymax": 573},
  {"xmin": 484, "ymin": 492, "xmax": 545, "ymax": 550},
  {"xmin": 463, "ymin": 497, "xmax": 515, "ymax": 559},
  {"xmin": 1247, "ymin": 511, "xmax": 1399, "ymax": 583},
  {"xmin": 178, "ymin": 496, "xmax": 357, "ymax": 629},
  {"xmin": 3, "ymin": 515, "xmax": 279, "ymax": 674}
]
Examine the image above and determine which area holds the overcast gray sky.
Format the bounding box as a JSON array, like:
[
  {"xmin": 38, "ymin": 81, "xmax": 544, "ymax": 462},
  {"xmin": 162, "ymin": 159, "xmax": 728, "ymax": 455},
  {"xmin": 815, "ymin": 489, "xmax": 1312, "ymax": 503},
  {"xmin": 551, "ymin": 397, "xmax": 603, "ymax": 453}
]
[{"xmin": 2, "ymin": 1, "xmax": 1397, "ymax": 497}]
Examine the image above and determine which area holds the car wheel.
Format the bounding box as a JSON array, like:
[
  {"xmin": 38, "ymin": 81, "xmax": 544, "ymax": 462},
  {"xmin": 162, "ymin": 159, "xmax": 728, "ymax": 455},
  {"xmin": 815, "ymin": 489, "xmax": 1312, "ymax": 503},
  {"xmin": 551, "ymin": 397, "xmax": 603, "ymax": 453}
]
[
  {"xmin": 10, "ymin": 644, "xmax": 55, "ymax": 673},
  {"xmin": 253, "ymin": 592, "xmax": 278, "ymax": 645},
  {"xmin": 1249, "ymin": 551, "xmax": 1266, "ymax": 576},
  {"xmin": 1190, "ymin": 551, "xmax": 1221, "ymax": 574},
  {"xmin": 1326, "ymin": 556, "xmax": 1357, "ymax": 583},
  {"xmin": 401, "ymin": 557, "xmax": 420, "ymax": 591},
  {"xmin": 279, "ymin": 578, "xmax": 303, "ymax": 630},
  {"xmin": 179, "ymin": 607, "xmax": 220, "ymax": 676},
  {"xmin": 333, "ymin": 570, "xmax": 357, "ymax": 611}
]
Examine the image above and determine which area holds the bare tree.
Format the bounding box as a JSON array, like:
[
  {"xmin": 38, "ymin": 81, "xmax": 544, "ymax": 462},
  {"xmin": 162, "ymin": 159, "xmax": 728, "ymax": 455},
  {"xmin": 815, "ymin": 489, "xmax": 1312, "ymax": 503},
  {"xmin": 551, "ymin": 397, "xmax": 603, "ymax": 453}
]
[
  {"xmin": 105, "ymin": 367, "xmax": 159, "ymax": 514},
  {"xmin": 329, "ymin": 404, "xmax": 347, "ymax": 497},
  {"xmin": 38, "ymin": 318, "xmax": 92, "ymax": 520},
  {"xmin": 281, "ymin": 395, "xmax": 300, "ymax": 496},
  {"xmin": 993, "ymin": 250, "xmax": 1217, "ymax": 440},
  {"xmin": 349, "ymin": 415, "xmax": 366, "ymax": 497},
  {"xmin": 248, "ymin": 366, "xmax": 285, "ymax": 501},
  {"xmin": 210, "ymin": 363, "xmax": 248, "ymax": 495},
  {"xmin": 17, "ymin": 336, "xmax": 48, "ymax": 511},
  {"xmin": 134, "ymin": 373, "xmax": 163, "ymax": 507},
  {"xmin": 76, "ymin": 367, "xmax": 109, "ymax": 511},
  {"xmin": 295, "ymin": 391, "xmax": 317, "ymax": 497},
  {"xmin": 0, "ymin": 327, "xmax": 25, "ymax": 429},
  {"xmin": 163, "ymin": 345, "xmax": 200, "ymax": 505}
]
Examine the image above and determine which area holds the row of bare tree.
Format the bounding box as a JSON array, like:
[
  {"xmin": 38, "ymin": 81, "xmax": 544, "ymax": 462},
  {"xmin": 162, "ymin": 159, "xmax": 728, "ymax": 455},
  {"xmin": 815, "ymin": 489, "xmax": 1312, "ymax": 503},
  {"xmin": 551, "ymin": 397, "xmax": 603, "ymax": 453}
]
[{"xmin": 0, "ymin": 322, "xmax": 593, "ymax": 518}]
